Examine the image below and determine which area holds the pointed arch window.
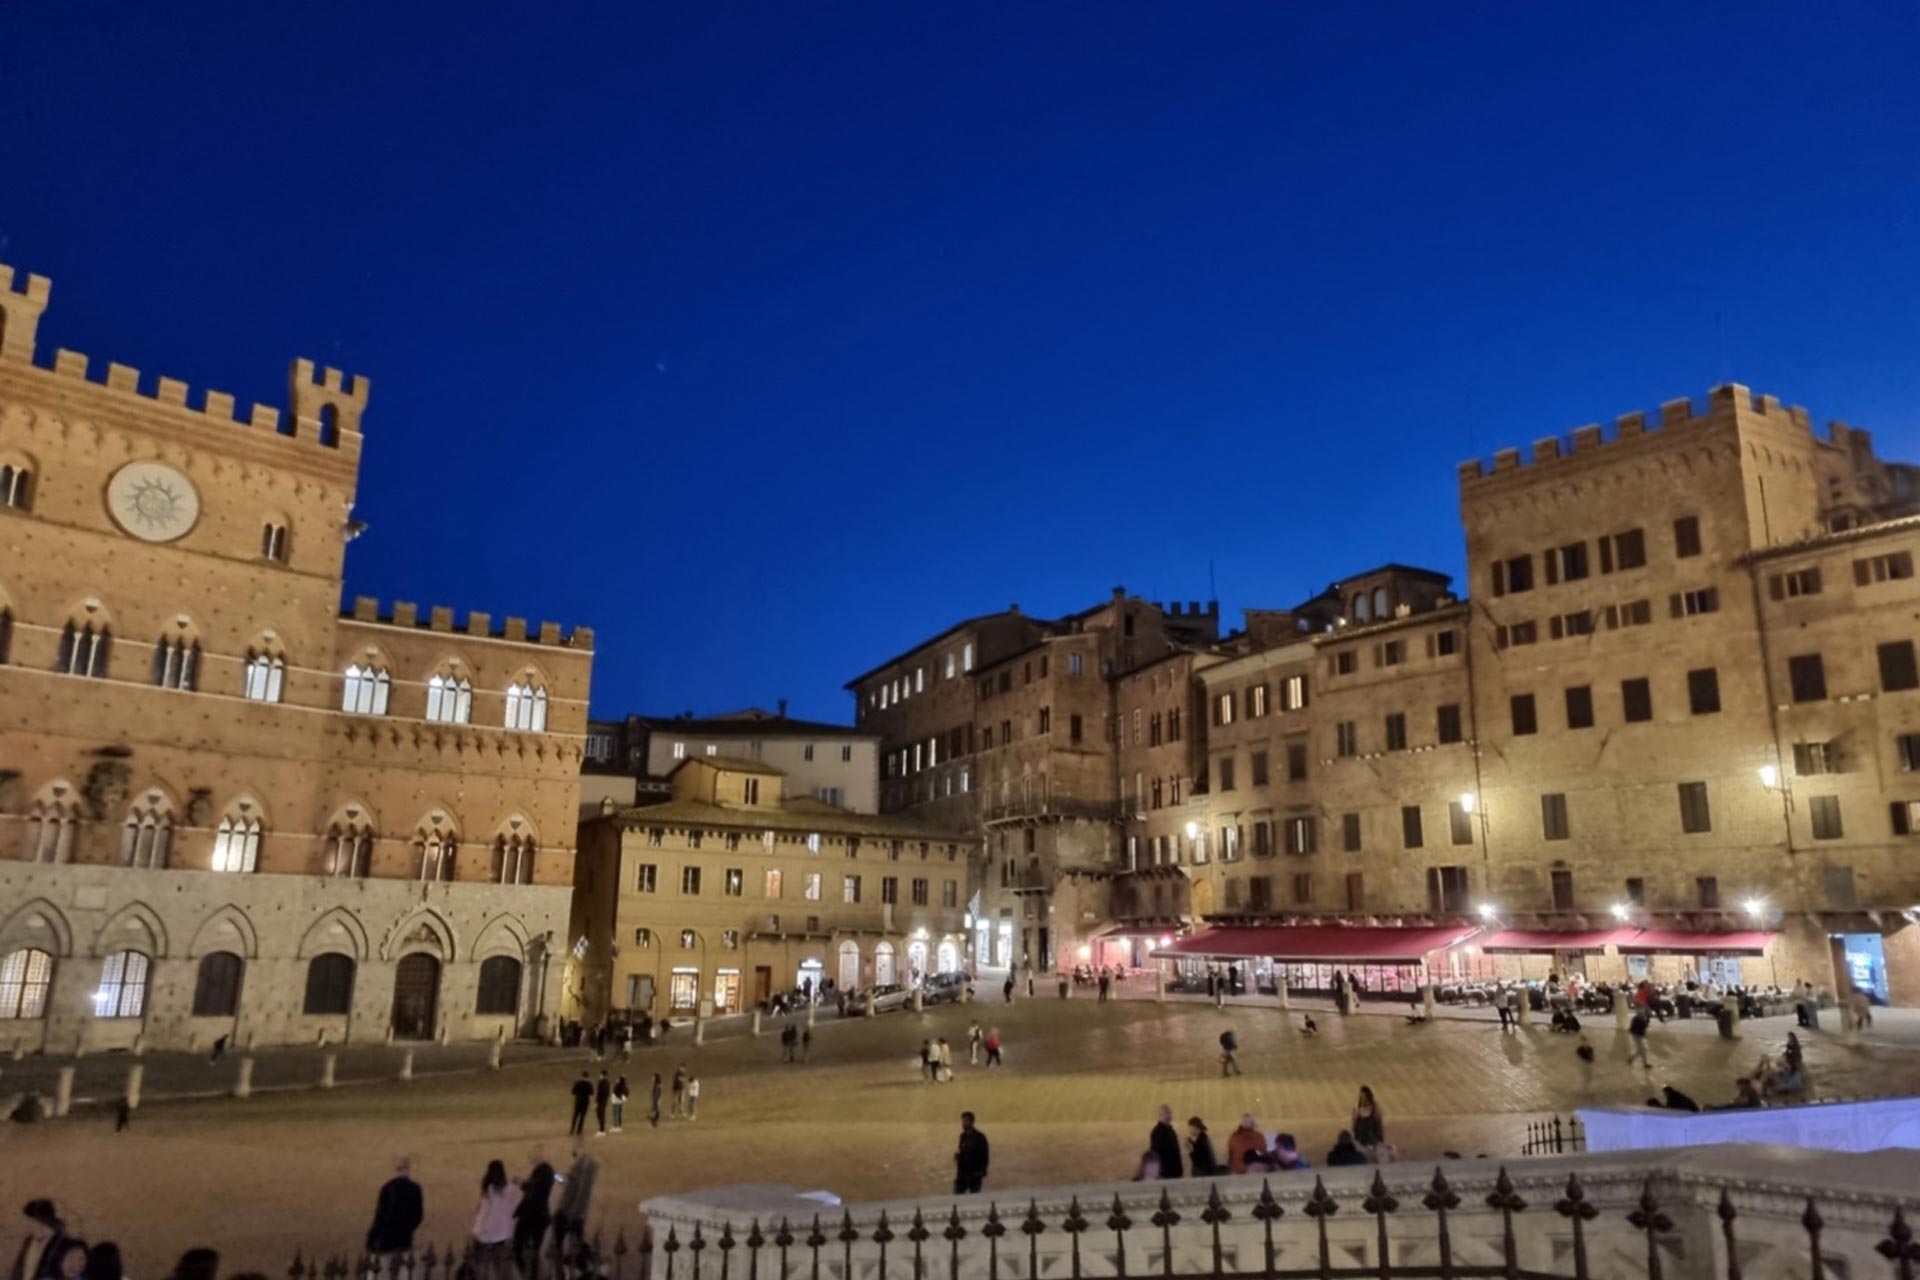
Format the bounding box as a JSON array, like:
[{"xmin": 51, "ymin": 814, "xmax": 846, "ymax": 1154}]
[
  {"xmin": 417, "ymin": 820, "xmax": 458, "ymax": 882},
  {"xmin": 242, "ymin": 648, "xmax": 285, "ymax": 703},
  {"xmin": 23, "ymin": 786, "xmax": 78, "ymax": 863},
  {"xmin": 493, "ymin": 831, "xmax": 536, "ymax": 885},
  {"xmin": 0, "ymin": 948, "xmax": 54, "ymax": 1019},
  {"xmin": 95, "ymin": 951, "xmax": 150, "ymax": 1019},
  {"xmin": 260, "ymin": 521, "xmax": 289, "ymax": 563},
  {"xmin": 0, "ymin": 462, "xmax": 30, "ymax": 510},
  {"xmin": 327, "ymin": 817, "xmax": 375, "ymax": 878},
  {"xmin": 426, "ymin": 672, "xmax": 472, "ymax": 724},
  {"xmin": 121, "ymin": 793, "xmax": 174, "ymax": 869},
  {"xmin": 211, "ymin": 809, "xmax": 263, "ymax": 873},
  {"xmin": 504, "ymin": 681, "xmax": 549, "ymax": 732},
  {"xmin": 342, "ymin": 663, "xmax": 391, "ymax": 715},
  {"xmin": 152, "ymin": 634, "xmax": 200, "ymax": 691},
  {"xmin": 56, "ymin": 620, "xmax": 111, "ymax": 677}
]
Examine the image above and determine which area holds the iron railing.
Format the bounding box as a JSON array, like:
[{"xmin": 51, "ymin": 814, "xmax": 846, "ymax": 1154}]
[{"xmin": 1521, "ymin": 1117, "xmax": 1586, "ymax": 1157}]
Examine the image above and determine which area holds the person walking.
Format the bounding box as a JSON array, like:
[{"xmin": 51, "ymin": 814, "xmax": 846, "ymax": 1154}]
[
  {"xmin": 568, "ymin": 1072, "xmax": 592, "ymax": 1137},
  {"xmin": 984, "ymin": 1027, "xmax": 1003, "ymax": 1067},
  {"xmin": 365, "ymin": 1156, "xmax": 425, "ymax": 1266},
  {"xmin": 611, "ymin": 1076, "xmax": 629, "ymax": 1133},
  {"xmin": 512, "ymin": 1152, "xmax": 555, "ymax": 1279},
  {"xmin": 1628, "ymin": 1009, "xmax": 1653, "ymax": 1068},
  {"xmin": 1495, "ymin": 986, "xmax": 1513, "ymax": 1031},
  {"xmin": 471, "ymin": 1160, "xmax": 521, "ymax": 1280},
  {"xmin": 1218, "ymin": 1027, "xmax": 1241, "ymax": 1077},
  {"xmin": 685, "ymin": 1074, "xmax": 701, "ymax": 1119},
  {"xmin": 671, "ymin": 1065, "xmax": 688, "ymax": 1117},
  {"xmin": 1148, "ymin": 1105, "xmax": 1185, "ymax": 1179},
  {"xmin": 594, "ymin": 1071, "xmax": 612, "ymax": 1137},
  {"xmin": 1351, "ymin": 1086, "xmax": 1386, "ymax": 1155},
  {"xmin": 1186, "ymin": 1117, "xmax": 1220, "ymax": 1176},
  {"xmin": 919, "ymin": 1039, "xmax": 935, "ymax": 1083},
  {"xmin": 648, "ymin": 1074, "xmax": 663, "ymax": 1128},
  {"xmin": 1003, "ymin": 975, "xmax": 1015, "ymax": 1004},
  {"xmin": 552, "ymin": 1145, "xmax": 600, "ymax": 1265},
  {"xmin": 968, "ymin": 1021, "xmax": 983, "ymax": 1066},
  {"xmin": 953, "ymin": 1112, "xmax": 991, "ymax": 1195}
]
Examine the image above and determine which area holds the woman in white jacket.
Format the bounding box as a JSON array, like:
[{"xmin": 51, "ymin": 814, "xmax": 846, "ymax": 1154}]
[{"xmin": 472, "ymin": 1159, "xmax": 522, "ymax": 1280}]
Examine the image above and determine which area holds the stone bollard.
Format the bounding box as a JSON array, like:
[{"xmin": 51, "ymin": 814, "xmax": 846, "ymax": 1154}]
[
  {"xmin": 752, "ymin": 1009, "xmax": 763, "ymax": 1037},
  {"xmin": 1725, "ymin": 1000, "xmax": 1741, "ymax": 1038},
  {"xmin": 488, "ymin": 1038, "xmax": 503, "ymax": 1070},
  {"xmin": 12, "ymin": 1043, "xmax": 25, "ymax": 1062},
  {"xmin": 131, "ymin": 1035, "xmax": 145, "ymax": 1057},
  {"xmin": 807, "ymin": 1000, "xmax": 817, "ymax": 1028},
  {"xmin": 864, "ymin": 991, "xmax": 876, "ymax": 1019},
  {"xmin": 1614, "ymin": 992, "xmax": 1631, "ymax": 1030},
  {"xmin": 320, "ymin": 1052, "xmax": 337, "ymax": 1089},
  {"xmin": 55, "ymin": 1066, "xmax": 74, "ymax": 1118},
  {"xmin": 1213, "ymin": 984, "xmax": 1224, "ymax": 1010},
  {"xmin": 694, "ymin": 1017, "xmax": 706, "ymax": 1046},
  {"xmin": 233, "ymin": 1057, "xmax": 254, "ymax": 1099},
  {"xmin": 1277, "ymin": 976, "xmax": 1290, "ymax": 1011},
  {"xmin": 400, "ymin": 1049, "xmax": 414, "ymax": 1081},
  {"xmin": 1517, "ymin": 992, "xmax": 1533, "ymax": 1028},
  {"xmin": 1422, "ymin": 983, "xmax": 1437, "ymax": 1020},
  {"xmin": 1155, "ymin": 968, "xmax": 1166, "ymax": 1004},
  {"xmin": 913, "ymin": 988, "xmax": 924, "ymax": 1014},
  {"xmin": 125, "ymin": 1063, "xmax": 144, "ymax": 1111}
]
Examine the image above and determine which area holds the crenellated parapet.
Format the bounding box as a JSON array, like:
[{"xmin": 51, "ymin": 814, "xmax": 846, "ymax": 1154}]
[
  {"xmin": 0, "ymin": 259, "xmax": 367, "ymax": 458},
  {"xmin": 343, "ymin": 595, "xmax": 594, "ymax": 650},
  {"xmin": 1456, "ymin": 382, "xmax": 1833, "ymax": 489}
]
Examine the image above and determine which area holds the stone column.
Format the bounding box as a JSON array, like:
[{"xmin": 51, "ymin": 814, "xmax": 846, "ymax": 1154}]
[
  {"xmin": 320, "ymin": 1052, "xmax": 337, "ymax": 1089},
  {"xmin": 912, "ymin": 988, "xmax": 924, "ymax": 1014},
  {"xmin": 1155, "ymin": 968, "xmax": 1166, "ymax": 1004},
  {"xmin": 751, "ymin": 1009, "xmax": 763, "ymax": 1037},
  {"xmin": 1614, "ymin": 991, "xmax": 1631, "ymax": 1030},
  {"xmin": 125, "ymin": 1063, "xmax": 144, "ymax": 1111},
  {"xmin": 233, "ymin": 1057, "xmax": 254, "ymax": 1099},
  {"xmin": 1422, "ymin": 983, "xmax": 1436, "ymax": 1020},
  {"xmin": 400, "ymin": 1049, "xmax": 415, "ymax": 1081},
  {"xmin": 1276, "ymin": 976, "xmax": 1289, "ymax": 1011},
  {"xmin": 694, "ymin": 1016, "xmax": 706, "ymax": 1046},
  {"xmin": 1516, "ymin": 990, "xmax": 1532, "ymax": 1028},
  {"xmin": 54, "ymin": 1066, "xmax": 74, "ymax": 1118}
]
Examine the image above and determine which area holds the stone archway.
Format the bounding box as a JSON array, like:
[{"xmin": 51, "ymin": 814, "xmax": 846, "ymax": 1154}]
[{"xmin": 390, "ymin": 953, "xmax": 441, "ymax": 1040}]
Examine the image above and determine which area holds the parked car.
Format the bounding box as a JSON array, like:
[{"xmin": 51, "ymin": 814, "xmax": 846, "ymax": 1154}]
[
  {"xmin": 924, "ymin": 971, "xmax": 971, "ymax": 1004},
  {"xmin": 843, "ymin": 983, "xmax": 911, "ymax": 1014}
]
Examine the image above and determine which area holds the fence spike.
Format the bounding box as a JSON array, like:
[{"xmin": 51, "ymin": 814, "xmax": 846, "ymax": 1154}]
[
  {"xmin": 1716, "ymin": 1189, "xmax": 1741, "ymax": 1280},
  {"xmin": 1804, "ymin": 1198, "xmax": 1827, "ymax": 1280},
  {"xmin": 1876, "ymin": 1206, "xmax": 1919, "ymax": 1280},
  {"xmin": 1152, "ymin": 1187, "xmax": 1180, "ymax": 1279},
  {"xmin": 1628, "ymin": 1178, "xmax": 1676, "ymax": 1280},
  {"xmin": 288, "ymin": 1251, "xmax": 306, "ymax": 1280}
]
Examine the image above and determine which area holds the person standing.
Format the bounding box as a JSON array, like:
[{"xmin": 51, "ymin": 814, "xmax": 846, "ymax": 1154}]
[
  {"xmin": 594, "ymin": 1071, "xmax": 612, "ymax": 1137},
  {"xmin": 1495, "ymin": 986, "xmax": 1512, "ymax": 1031},
  {"xmin": 782, "ymin": 1023, "xmax": 798, "ymax": 1063},
  {"xmin": 8, "ymin": 1200, "xmax": 72, "ymax": 1280},
  {"xmin": 1003, "ymin": 975, "xmax": 1015, "ymax": 1004},
  {"xmin": 1351, "ymin": 1086, "xmax": 1386, "ymax": 1155},
  {"xmin": 936, "ymin": 1038, "xmax": 954, "ymax": 1082},
  {"xmin": 471, "ymin": 1161, "xmax": 521, "ymax": 1280},
  {"xmin": 953, "ymin": 1112, "xmax": 991, "ymax": 1194},
  {"xmin": 648, "ymin": 1073, "xmax": 663, "ymax": 1128},
  {"xmin": 552, "ymin": 1145, "xmax": 600, "ymax": 1264},
  {"xmin": 1226, "ymin": 1114, "xmax": 1264, "ymax": 1174},
  {"xmin": 365, "ymin": 1157, "xmax": 425, "ymax": 1265},
  {"xmin": 919, "ymin": 1039, "xmax": 934, "ymax": 1083},
  {"xmin": 670, "ymin": 1065, "xmax": 688, "ymax": 1117},
  {"xmin": 568, "ymin": 1072, "xmax": 592, "ymax": 1136},
  {"xmin": 611, "ymin": 1076, "xmax": 629, "ymax": 1133},
  {"xmin": 1186, "ymin": 1117, "xmax": 1220, "ymax": 1176},
  {"xmin": 1628, "ymin": 1009, "xmax": 1652, "ymax": 1068},
  {"xmin": 1218, "ymin": 1027, "xmax": 1241, "ymax": 1077},
  {"xmin": 967, "ymin": 1021, "xmax": 983, "ymax": 1067},
  {"xmin": 512, "ymin": 1152, "xmax": 555, "ymax": 1279},
  {"xmin": 686, "ymin": 1075, "xmax": 702, "ymax": 1119},
  {"xmin": 1148, "ymin": 1105, "xmax": 1185, "ymax": 1179}
]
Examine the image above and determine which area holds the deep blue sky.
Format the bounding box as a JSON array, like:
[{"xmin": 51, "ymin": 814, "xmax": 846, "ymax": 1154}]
[{"xmin": 6, "ymin": 5, "xmax": 1918, "ymax": 722}]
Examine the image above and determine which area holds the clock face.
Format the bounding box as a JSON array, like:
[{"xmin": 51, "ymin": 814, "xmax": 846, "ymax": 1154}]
[{"xmin": 107, "ymin": 462, "xmax": 201, "ymax": 542}]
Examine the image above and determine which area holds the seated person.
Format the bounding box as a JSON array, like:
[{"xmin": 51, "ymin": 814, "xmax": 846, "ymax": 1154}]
[
  {"xmin": 1764, "ymin": 1065, "xmax": 1806, "ymax": 1098},
  {"xmin": 1325, "ymin": 1130, "xmax": 1368, "ymax": 1167},
  {"xmin": 1133, "ymin": 1151, "xmax": 1163, "ymax": 1182},
  {"xmin": 1271, "ymin": 1133, "xmax": 1310, "ymax": 1170}
]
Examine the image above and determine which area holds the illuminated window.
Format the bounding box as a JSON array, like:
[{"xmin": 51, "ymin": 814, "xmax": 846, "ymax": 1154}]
[
  {"xmin": 342, "ymin": 664, "xmax": 391, "ymax": 714},
  {"xmin": 94, "ymin": 951, "xmax": 149, "ymax": 1018},
  {"xmin": 0, "ymin": 948, "xmax": 53, "ymax": 1019},
  {"xmin": 425, "ymin": 672, "xmax": 472, "ymax": 724},
  {"xmin": 504, "ymin": 680, "xmax": 549, "ymax": 732}
]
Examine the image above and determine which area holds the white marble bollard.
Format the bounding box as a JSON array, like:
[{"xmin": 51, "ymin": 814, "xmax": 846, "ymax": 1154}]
[
  {"xmin": 1422, "ymin": 983, "xmax": 1436, "ymax": 1019},
  {"xmin": 1155, "ymin": 969, "xmax": 1166, "ymax": 1004},
  {"xmin": 320, "ymin": 1052, "xmax": 337, "ymax": 1089},
  {"xmin": 233, "ymin": 1057, "xmax": 254, "ymax": 1099},
  {"xmin": 752, "ymin": 1009, "xmax": 763, "ymax": 1037},
  {"xmin": 489, "ymin": 1038, "xmax": 503, "ymax": 1069},
  {"xmin": 55, "ymin": 1066, "xmax": 74, "ymax": 1117},
  {"xmin": 399, "ymin": 1049, "xmax": 414, "ymax": 1080},
  {"xmin": 125, "ymin": 1062, "xmax": 144, "ymax": 1111}
]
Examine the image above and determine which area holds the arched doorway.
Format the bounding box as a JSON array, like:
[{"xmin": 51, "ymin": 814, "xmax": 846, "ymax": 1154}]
[
  {"xmin": 837, "ymin": 940, "xmax": 860, "ymax": 991},
  {"xmin": 391, "ymin": 953, "xmax": 441, "ymax": 1040},
  {"xmin": 874, "ymin": 942, "xmax": 896, "ymax": 987},
  {"xmin": 797, "ymin": 957, "xmax": 824, "ymax": 1000},
  {"xmin": 936, "ymin": 939, "xmax": 959, "ymax": 974},
  {"xmin": 907, "ymin": 941, "xmax": 929, "ymax": 985}
]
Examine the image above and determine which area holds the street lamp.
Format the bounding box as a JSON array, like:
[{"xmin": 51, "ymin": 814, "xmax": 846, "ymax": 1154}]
[
  {"xmin": 1758, "ymin": 764, "xmax": 1779, "ymax": 790},
  {"xmin": 1476, "ymin": 902, "xmax": 1498, "ymax": 921},
  {"xmin": 1184, "ymin": 821, "xmax": 1199, "ymax": 840},
  {"xmin": 1744, "ymin": 898, "xmax": 1766, "ymax": 920},
  {"xmin": 1610, "ymin": 902, "xmax": 1630, "ymax": 921},
  {"xmin": 1457, "ymin": 791, "xmax": 1477, "ymax": 815}
]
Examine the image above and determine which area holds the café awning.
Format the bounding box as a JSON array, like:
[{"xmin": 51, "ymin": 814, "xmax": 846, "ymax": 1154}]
[
  {"xmin": 1616, "ymin": 930, "xmax": 1777, "ymax": 956},
  {"xmin": 1152, "ymin": 924, "xmax": 1480, "ymax": 964},
  {"xmin": 1478, "ymin": 928, "xmax": 1638, "ymax": 955}
]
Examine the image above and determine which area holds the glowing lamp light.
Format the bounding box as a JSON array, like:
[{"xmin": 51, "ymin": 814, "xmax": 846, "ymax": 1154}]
[
  {"xmin": 1458, "ymin": 792, "xmax": 1477, "ymax": 815},
  {"xmin": 1610, "ymin": 902, "xmax": 1630, "ymax": 921},
  {"xmin": 1184, "ymin": 821, "xmax": 1199, "ymax": 840},
  {"xmin": 1476, "ymin": 903, "xmax": 1497, "ymax": 920},
  {"xmin": 1158, "ymin": 935, "xmax": 1173, "ymax": 948},
  {"xmin": 1744, "ymin": 898, "xmax": 1766, "ymax": 919},
  {"xmin": 1077, "ymin": 944, "xmax": 1092, "ymax": 961},
  {"xmin": 1758, "ymin": 764, "xmax": 1779, "ymax": 790}
]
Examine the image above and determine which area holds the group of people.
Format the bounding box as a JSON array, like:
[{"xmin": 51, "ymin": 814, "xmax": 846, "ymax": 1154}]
[
  {"xmin": 914, "ymin": 1023, "xmax": 1004, "ymax": 1079},
  {"xmin": 567, "ymin": 1066, "xmax": 698, "ymax": 1137},
  {"xmin": 361, "ymin": 1149, "xmax": 602, "ymax": 1280},
  {"xmin": 1132, "ymin": 1089, "xmax": 1388, "ymax": 1180},
  {"xmin": 7, "ymin": 1200, "xmax": 133, "ymax": 1280}
]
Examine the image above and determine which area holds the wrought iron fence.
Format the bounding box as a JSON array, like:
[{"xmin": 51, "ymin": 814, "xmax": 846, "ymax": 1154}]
[
  {"xmin": 290, "ymin": 1227, "xmax": 640, "ymax": 1280},
  {"xmin": 1521, "ymin": 1117, "xmax": 1586, "ymax": 1157}
]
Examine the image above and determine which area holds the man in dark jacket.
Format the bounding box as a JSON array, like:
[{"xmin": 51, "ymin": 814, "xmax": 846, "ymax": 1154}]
[
  {"xmin": 953, "ymin": 1112, "xmax": 990, "ymax": 1194},
  {"xmin": 7, "ymin": 1200, "xmax": 71, "ymax": 1280},
  {"xmin": 1147, "ymin": 1105, "xmax": 1185, "ymax": 1179},
  {"xmin": 365, "ymin": 1158, "xmax": 425, "ymax": 1260},
  {"xmin": 593, "ymin": 1071, "xmax": 612, "ymax": 1136},
  {"xmin": 569, "ymin": 1072, "xmax": 593, "ymax": 1135},
  {"xmin": 514, "ymin": 1151, "xmax": 556, "ymax": 1277}
]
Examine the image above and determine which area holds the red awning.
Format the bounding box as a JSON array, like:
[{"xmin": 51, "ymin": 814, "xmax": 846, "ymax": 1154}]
[
  {"xmin": 1151, "ymin": 924, "xmax": 1480, "ymax": 964},
  {"xmin": 1479, "ymin": 928, "xmax": 1639, "ymax": 955},
  {"xmin": 1616, "ymin": 930, "xmax": 1777, "ymax": 956}
]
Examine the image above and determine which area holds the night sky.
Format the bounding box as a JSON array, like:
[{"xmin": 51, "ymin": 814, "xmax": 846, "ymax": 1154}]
[{"xmin": 5, "ymin": 5, "xmax": 1917, "ymax": 722}]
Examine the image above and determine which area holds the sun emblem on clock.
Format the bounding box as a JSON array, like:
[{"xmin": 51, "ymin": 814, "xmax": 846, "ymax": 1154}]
[{"xmin": 106, "ymin": 462, "xmax": 201, "ymax": 543}]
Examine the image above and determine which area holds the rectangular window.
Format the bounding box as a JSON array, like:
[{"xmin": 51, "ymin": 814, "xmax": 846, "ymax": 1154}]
[
  {"xmin": 942, "ymin": 880, "xmax": 958, "ymax": 908},
  {"xmin": 1426, "ymin": 866, "xmax": 1470, "ymax": 913},
  {"xmin": 1217, "ymin": 756, "xmax": 1236, "ymax": 792},
  {"xmin": 843, "ymin": 875, "xmax": 861, "ymax": 904},
  {"xmin": 1376, "ymin": 640, "xmax": 1405, "ymax": 668},
  {"xmin": 1215, "ymin": 692, "xmax": 1236, "ymax": 726},
  {"xmin": 1769, "ymin": 567, "xmax": 1823, "ymax": 600},
  {"xmin": 1670, "ymin": 587, "xmax": 1719, "ymax": 617},
  {"xmin": 1221, "ymin": 824, "xmax": 1241, "ymax": 861},
  {"xmin": 911, "ymin": 877, "xmax": 929, "ymax": 906},
  {"xmin": 1548, "ymin": 610, "xmax": 1594, "ymax": 640},
  {"xmin": 635, "ymin": 863, "xmax": 657, "ymax": 893},
  {"xmin": 1793, "ymin": 741, "xmax": 1833, "ymax": 776},
  {"xmin": 1492, "ymin": 554, "xmax": 1535, "ymax": 596},
  {"xmin": 1622, "ymin": 677, "xmax": 1653, "ymax": 723},
  {"xmin": 1625, "ymin": 877, "xmax": 1646, "ymax": 906},
  {"xmin": 1810, "ymin": 795, "xmax": 1843, "ymax": 840},
  {"xmin": 725, "ymin": 832, "xmax": 741, "ymax": 852},
  {"xmin": 1551, "ymin": 869, "xmax": 1574, "ymax": 911},
  {"xmin": 1696, "ymin": 876, "xmax": 1720, "ymax": 910},
  {"xmin": 680, "ymin": 866, "xmax": 701, "ymax": 895},
  {"xmin": 1879, "ymin": 641, "xmax": 1919, "ymax": 693},
  {"xmin": 1401, "ymin": 805, "xmax": 1424, "ymax": 849},
  {"xmin": 803, "ymin": 872, "xmax": 822, "ymax": 900},
  {"xmin": 1678, "ymin": 781, "xmax": 1712, "ymax": 834},
  {"xmin": 743, "ymin": 777, "xmax": 760, "ymax": 804},
  {"xmin": 1436, "ymin": 703, "xmax": 1463, "ymax": 744},
  {"xmin": 1604, "ymin": 528, "xmax": 1647, "ymax": 572},
  {"xmin": 1448, "ymin": 799, "xmax": 1473, "ymax": 846},
  {"xmin": 724, "ymin": 868, "xmax": 743, "ymax": 897},
  {"xmin": 1248, "ymin": 876, "xmax": 1272, "ymax": 911},
  {"xmin": 1384, "ymin": 712, "xmax": 1407, "ymax": 751},
  {"xmin": 880, "ymin": 876, "xmax": 898, "ymax": 904},
  {"xmin": 1069, "ymin": 713, "xmax": 1083, "ymax": 744},
  {"xmin": 1890, "ymin": 801, "xmax": 1920, "ymax": 836},
  {"xmin": 1853, "ymin": 550, "xmax": 1915, "ymax": 585},
  {"xmin": 1673, "ymin": 515, "xmax": 1702, "ymax": 558},
  {"xmin": 1251, "ymin": 750, "xmax": 1270, "ymax": 787},
  {"xmin": 1039, "ymin": 707, "xmax": 1052, "ymax": 734},
  {"xmin": 1334, "ymin": 650, "xmax": 1357, "ymax": 675},
  {"xmin": 1342, "ymin": 812, "xmax": 1361, "ymax": 852},
  {"xmin": 1510, "ymin": 693, "xmax": 1537, "ymax": 736},
  {"xmin": 1285, "ymin": 816, "xmax": 1316, "ymax": 855},
  {"xmin": 1565, "ymin": 685, "xmax": 1594, "ymax": 730},
  {"xmin": 1788, "ymin": 654, "xmax": 1827, "ymax": 703},
  {"xmin": 1282, "ymin": 674, "xmax": 1309, "ymax": 710},
  {"xmin": 1687, "ymin": 668, "xmax": 1721, "ymax": 715},
  {"xmin": 1250, "ymin": 684, "xmax": 1270, "ymax": 717},
  {"xmin": 1067, "ymin": 651, "xmax": 1080, "ymax": 676},
  {"xmin": 1541, "ymin": 793, "xmax": 1569, "ymax": 841},
  {"xmin": 765, "ymin": 868, "xmax": 783, "ymax": 898},
  {"xmin": 1493, "ymin": 621, "xmax": 1539, "ymax": 649},
  {"xmin": 1291, "ymin": 873, "xmax": 1312, "ymax": 906},
  {"xmin": 1603, "ymin": 599, "xmax": 1654, "ymax": 629},
  {"xmin": 1432, "ymin": 629, "xmax": 1459, "ymax": 657},
  {"xmin": 1545, "ymin": 541, "xmax": 1590, "ymax": 584},
  {"xmin": 1252, "ymin": 820, "xmax": 1272, "ymax": 857},
  {"xmin": 1287, "ymin": 741, "xmax": 1309, "ymax": 781},
  {"xmin": 1898, "ymin": 732, "xmax": 1920, "ymax": 772},
  {"xmin": 1335, "ymin": 721, "xmax": 1357, "ymax": 758}
]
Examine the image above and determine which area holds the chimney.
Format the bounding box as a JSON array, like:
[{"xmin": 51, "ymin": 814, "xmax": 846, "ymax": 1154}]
[{"xmin": 777, "ymin": 698, "xmax": 788, "ymax": 719}]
